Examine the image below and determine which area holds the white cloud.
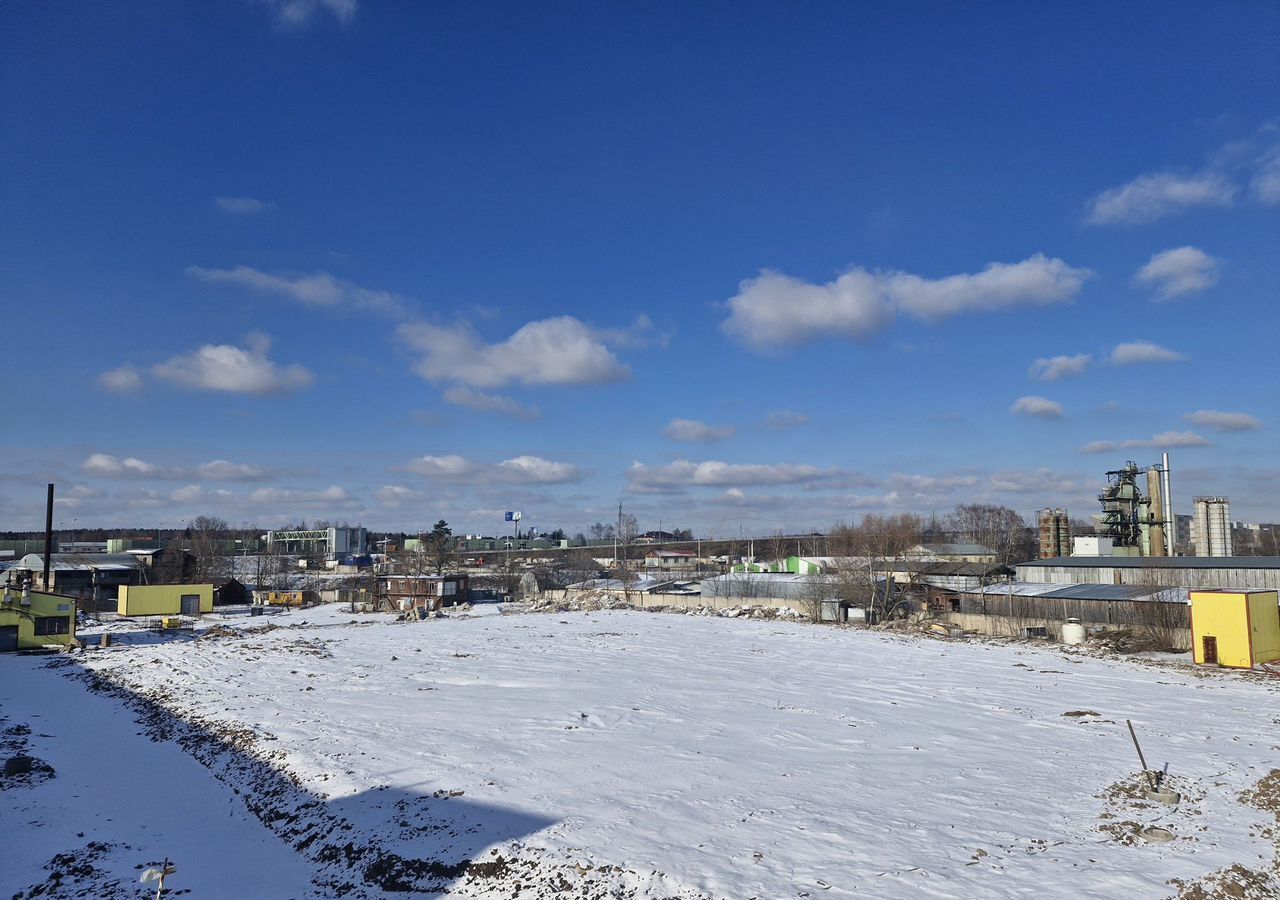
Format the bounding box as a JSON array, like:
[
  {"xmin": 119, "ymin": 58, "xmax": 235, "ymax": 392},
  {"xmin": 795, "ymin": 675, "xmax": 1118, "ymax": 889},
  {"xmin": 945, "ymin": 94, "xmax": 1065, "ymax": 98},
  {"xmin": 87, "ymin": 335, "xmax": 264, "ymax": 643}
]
[
  {"xmin": 721, "ymin": 268, "xmax": 892, "ymax": 349},
  {"xmin": 79, "ymin": 454, "xmax": 270, "ymax": 482},
  {"xmin": 403, "ymin": 455, "xmax": 480, "ymax": 479},
  {"xmin": 247, "ymin": 485, "xmax": 355, "ymax": 505},
  {"xmin": 1250, "ymin": 146, "xmax": 1280, "ymax": 205},
  {"xmin": 883, "ymin": 254, "xmax": 1091, "ymax": 322},
  {"xmin": 626, "ymin": 459, "xmax": 833, "ymax": 492},
  {"xmin": 721, "ymin": 254, "xmax": 1089, "ymax": 349},
  {"xmin": 169, "ymin": 484, "xmax": 208, "ymax": 504},
  {"xmin": 399, "ymin": 316, "xmax": 631, "ymax": 389},
  {"xmin": 594, "ymin": 314, "xmax": 671, "ymax": 350},
  {"xmin": 82, "ymin": 454, "xmax": 159, "ymax": 477},
  {"xmin": 1081, "ymin": 431, "xmax": 1212, "ymax": 454},
  {"xmin": 441, "ymin": 386, "xmax": 540, "ymax": 420},
  {"xmin": 664, "ymin": 418, "xmax": 735, "ymax": 443},
  {"xmin": 887, "ymin": 473, "xmax": 980, "ymax": 492},
  {"xmin": 98, "ymin": 365, "xmax": 143, "ymax": 393},
  {"xmin": 1133, "ymin": 246, "xmax": 1220, "ymax": 300},
  {"xmin": 150, "ymin": 333, "xmax": 314, "ymax": 395},
  {"xmin": 1029, "ymin": 353, "xmax": 1091, "ymax": 382},
  {"xmin": 261, "ymin": 0, "xmax": 357, "ymax": 29},
  {"xmin": 196, "ymin": 460, "xmax": 269, "ymax": 481},
  {"xmin": 187, "ymin": 265, "xmax": 407, "ymax": 317},
  {"xmin": 1086, "ymin": 171, "xmax": 1236, "ymax": 225},
  {"xmin": 1010, "ymin": 395, "xmax": 1063, "ymax": 419},
  {"xmin": 402, "ymin": 454, "xmax": 582, "ymax": 484},
  {"xmin": 496, "ymin": 455, "xmax": 580, "ymax": 483},
  {"xmin": 1109, "ymin": 340, "xmax": 1187, "ymax": 365},
  {"xmin": 763, "ymin": 410, "xmax": 809, "ymax": 430},
  {"xmin": 987, "ymin": 468, "xmax": 1079, "ymax": 494},
  {"xmin": 374, "ymin": 485, "xmax": 419, "ymax": 506},
  {"xmin": 1183, "ymin": 410, "xmax": 1262, "ymax": 433},
  {"xmin": 213, "ymin": 196, "xmax": 272, "ymax": 215}
]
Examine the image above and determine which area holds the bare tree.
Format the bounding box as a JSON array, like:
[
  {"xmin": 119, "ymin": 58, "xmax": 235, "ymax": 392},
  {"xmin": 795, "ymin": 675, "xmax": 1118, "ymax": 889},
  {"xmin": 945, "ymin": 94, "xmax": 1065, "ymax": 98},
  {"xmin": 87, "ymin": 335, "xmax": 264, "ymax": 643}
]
[
  {"xmin": 833, "ymin": 514, "xmax": 922, "ymax": 621},
  {"xmin": 541, "ymin": 550, "xmax": 601, "ymax": 589},
  {"xmin": 188, "ymin": 515, "xmax": 231, "ymax": 583},
  {"xmin": 946, "ymin": 504, "xmax": 1033, "ymax": 565},
  {"xmin": 797, "ymin": 574, "xmax": 834, "ymax": 623}
]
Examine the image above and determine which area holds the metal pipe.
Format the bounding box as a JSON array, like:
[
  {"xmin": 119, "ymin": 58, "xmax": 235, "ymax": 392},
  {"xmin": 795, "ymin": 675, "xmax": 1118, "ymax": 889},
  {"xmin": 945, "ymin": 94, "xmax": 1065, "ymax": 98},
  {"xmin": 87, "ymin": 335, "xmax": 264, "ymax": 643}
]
[{"xmin": 42, "ymin": 483, "xmax": 54, "ymax": 591}]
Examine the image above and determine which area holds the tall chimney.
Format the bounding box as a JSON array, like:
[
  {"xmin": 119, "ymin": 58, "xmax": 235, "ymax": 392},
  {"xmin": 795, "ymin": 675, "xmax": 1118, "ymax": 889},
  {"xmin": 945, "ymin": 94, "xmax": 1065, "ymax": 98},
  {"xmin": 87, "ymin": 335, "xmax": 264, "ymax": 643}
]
[
  {"xmin": 1161, "ymin": 452, "xmax": 1173, "ymax": 556},
  {"xmin": 43, "ymin": 483, "xmax": 54, "ymax": 591}
]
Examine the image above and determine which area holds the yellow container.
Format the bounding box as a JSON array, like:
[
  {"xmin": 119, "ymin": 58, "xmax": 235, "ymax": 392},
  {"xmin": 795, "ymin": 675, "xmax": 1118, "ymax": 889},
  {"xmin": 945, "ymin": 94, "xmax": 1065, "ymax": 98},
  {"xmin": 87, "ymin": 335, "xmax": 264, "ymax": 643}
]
[
  {"xmin": 118, "ymin": 584, "xmax": 213, "ymax": 616},
  {"xmin": 1190, "ymin": 589, "xmax": 1280, "ymax": 668}
]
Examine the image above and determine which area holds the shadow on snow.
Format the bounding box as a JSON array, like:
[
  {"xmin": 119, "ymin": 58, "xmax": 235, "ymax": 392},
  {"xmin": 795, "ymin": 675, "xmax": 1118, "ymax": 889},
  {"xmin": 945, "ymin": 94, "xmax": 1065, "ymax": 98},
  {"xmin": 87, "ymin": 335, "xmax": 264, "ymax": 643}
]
[{"xmin": 43, "ymin": 654, "xmax": 556, "ymax": 897}]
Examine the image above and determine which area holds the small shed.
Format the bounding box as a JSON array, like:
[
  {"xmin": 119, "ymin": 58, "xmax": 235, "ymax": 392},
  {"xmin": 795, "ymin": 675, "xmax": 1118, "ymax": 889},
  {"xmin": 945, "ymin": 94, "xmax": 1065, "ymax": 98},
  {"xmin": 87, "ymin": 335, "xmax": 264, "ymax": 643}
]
[
  {"xmin": 1189, "ymin": 589, "xmax": 1280, "ymax": 668},
  {"xmin": 213, "ymin": 577, "xmax": 248, "ymax": 606}
]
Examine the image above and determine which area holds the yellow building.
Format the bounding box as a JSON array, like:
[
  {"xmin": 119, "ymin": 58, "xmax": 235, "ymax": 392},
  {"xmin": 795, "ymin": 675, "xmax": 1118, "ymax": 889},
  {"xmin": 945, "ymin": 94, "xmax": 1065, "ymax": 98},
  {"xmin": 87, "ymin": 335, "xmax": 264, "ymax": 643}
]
[
  {"xmin": 117, "ymin": 584, "xmax": 214, "ymax": 617},
  {"xmin": 1189, "ymin": 589, "xmax": 1280, "ymax": 669},
  {"xmin": 0, "ymin": 587, "xmax": 77, "ymax": 652},
  {"xmin": 253, "ymin": 590, "xmax": 309, "ymax": 607}
]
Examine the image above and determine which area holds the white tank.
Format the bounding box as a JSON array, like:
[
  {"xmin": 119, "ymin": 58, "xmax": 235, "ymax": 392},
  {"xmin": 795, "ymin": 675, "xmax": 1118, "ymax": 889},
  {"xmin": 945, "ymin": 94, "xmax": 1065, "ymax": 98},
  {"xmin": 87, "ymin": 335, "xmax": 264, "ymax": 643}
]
[{"xmin": 1062, "ymin": 617, "xmax": 1086, "ymax": 646}]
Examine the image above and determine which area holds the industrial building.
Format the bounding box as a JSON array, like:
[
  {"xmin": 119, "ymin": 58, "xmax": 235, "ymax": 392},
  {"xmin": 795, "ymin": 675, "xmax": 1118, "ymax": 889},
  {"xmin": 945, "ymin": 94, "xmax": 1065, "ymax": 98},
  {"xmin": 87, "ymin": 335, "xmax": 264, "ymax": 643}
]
[
  {"xmin": 944, "ymin": 582, "xmax": 1190, "ymax": 644},
  {"xmin": 0, "ymin": 586, "xmax": 77, "ymax": 652},
  {"xmin": 265, "ymin": 526, "xmax": 368, "ymax": 561},
  {"xmin": 1095, "ymin": 457, "xmax": 1172, "ymax": 557},
  {"xmin": 904, "ymin": 544, "xmax": 997, "ymax": 563},
  {"xmin": 1015, "ymin": 556, "xmax": 1280, "ymax": 591},
  {"xmin": 8, "ymin": 553, "xmax": 144, "ymax": 604}
]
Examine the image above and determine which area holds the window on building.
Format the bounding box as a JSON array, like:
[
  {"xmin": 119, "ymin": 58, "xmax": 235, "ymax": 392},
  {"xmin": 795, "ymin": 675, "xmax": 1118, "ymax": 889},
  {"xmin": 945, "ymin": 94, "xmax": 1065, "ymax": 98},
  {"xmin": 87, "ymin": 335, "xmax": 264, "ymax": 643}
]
[{"xmin": 34, "ymin": 616, "xmax": 71, "ymax": 636}]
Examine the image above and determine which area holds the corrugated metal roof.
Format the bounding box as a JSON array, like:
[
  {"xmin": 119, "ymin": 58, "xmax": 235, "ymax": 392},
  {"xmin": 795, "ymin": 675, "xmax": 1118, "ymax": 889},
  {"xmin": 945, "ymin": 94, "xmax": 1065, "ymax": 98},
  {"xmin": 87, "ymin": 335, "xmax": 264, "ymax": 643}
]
[
  {"xmin": 13, "ymin": 553, "xmax": 144, "ymax": 571},
  {"xmin": 964, "ymin": 581, "xmax": 1188, "ymax": 603},
  {"xmin": 1023, "ymin": 556, "xmax": 1280, "ymax": 569},
  {"xmin": 896, "ymin": 560, "xmax": 1010, "ymax": 576},
  {"xmin": 914, "ymin": 543, "xmax": 997, "ymax": 555}
]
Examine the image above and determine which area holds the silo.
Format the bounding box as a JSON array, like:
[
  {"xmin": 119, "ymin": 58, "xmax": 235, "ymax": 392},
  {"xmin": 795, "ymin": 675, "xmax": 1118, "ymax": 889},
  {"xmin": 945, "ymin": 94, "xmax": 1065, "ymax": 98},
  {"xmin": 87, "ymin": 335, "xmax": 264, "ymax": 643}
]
[
  {"xmin": 1145, "ymin": 469, "xmax": 1167, "ymax": 557},
  {"xmin": 1193, "ymin": 497, "xmax": 1233, "ymax": 557},
  {"xmin": 1037, "ymin": 508, "xmax": 1071, "ymax": 558}
]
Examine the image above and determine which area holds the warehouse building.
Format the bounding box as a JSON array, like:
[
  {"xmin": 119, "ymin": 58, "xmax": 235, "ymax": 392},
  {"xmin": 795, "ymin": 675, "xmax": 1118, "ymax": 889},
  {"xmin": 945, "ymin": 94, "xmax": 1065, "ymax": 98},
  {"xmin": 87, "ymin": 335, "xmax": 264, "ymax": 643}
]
[
  {"xmin": 8, "ymin": 553, "xmax": 145, "ymax": 604},
  {"xmin": 1015, "ymin": 556, "xmax": 1280, "ymax": 591},
  {"xmin": 943, "ymin": 581, "xmax": 1190, "ymax": 645}
]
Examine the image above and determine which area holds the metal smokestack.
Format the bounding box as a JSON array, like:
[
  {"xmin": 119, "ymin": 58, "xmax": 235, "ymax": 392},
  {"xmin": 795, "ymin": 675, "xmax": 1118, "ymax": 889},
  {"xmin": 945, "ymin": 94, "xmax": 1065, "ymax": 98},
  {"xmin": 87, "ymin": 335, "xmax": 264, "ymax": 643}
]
[
  {"xmin": 1161, "ymin": 452, "xmax": 1173, "ymax": 556},
  {"xmin": 43, "ymin": 483, "xmax": 54, "ymax": 591}
]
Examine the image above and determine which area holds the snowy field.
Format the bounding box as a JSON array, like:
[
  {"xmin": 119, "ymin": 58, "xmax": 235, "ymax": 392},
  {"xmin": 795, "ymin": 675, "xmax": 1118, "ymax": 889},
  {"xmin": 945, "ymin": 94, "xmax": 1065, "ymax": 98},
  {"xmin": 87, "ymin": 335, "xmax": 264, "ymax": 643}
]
[{"xmin": 3, "ymin": 604, "xmax": 1279, "ymax": 899}]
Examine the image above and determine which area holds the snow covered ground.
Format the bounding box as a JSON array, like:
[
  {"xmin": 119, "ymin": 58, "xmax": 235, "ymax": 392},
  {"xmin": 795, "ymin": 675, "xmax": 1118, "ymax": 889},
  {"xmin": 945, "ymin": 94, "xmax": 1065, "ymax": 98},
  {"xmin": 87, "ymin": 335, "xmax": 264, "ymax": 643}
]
[{"xmin": 4, "ymin": 605, "xmax": 1279, "ymax": 899}]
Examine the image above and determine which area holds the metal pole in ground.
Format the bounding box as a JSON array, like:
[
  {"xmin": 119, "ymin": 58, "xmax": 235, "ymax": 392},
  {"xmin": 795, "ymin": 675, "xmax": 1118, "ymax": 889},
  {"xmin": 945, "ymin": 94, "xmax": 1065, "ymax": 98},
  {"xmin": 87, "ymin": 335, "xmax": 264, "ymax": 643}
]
[{"xmin": 1126, "ymin": 719, "xmax": 1156, "ymax": 790}]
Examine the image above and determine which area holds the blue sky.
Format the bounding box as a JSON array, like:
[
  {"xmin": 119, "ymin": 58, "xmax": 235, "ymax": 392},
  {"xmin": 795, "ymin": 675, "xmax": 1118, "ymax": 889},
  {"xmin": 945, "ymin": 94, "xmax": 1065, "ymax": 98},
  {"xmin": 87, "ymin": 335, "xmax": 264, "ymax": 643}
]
[{"xmin": 2, "ymin": 1, "xmax": 1277, "ymax": 536}]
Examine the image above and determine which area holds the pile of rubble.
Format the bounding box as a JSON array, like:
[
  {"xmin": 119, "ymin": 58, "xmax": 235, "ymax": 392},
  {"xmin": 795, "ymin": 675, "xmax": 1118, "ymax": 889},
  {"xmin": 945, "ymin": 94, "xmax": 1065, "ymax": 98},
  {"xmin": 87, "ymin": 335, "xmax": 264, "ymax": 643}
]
[
  {"xmin": 523, "ymin": 593, "xmax": 634, "ymax": 614},
  {"xmin": 519, "ymin": 595, "xmax": 811, "ymax": 621},
  {"xmin": 647, "ymin": 603, "xmax": 808, "ymax": 621}
]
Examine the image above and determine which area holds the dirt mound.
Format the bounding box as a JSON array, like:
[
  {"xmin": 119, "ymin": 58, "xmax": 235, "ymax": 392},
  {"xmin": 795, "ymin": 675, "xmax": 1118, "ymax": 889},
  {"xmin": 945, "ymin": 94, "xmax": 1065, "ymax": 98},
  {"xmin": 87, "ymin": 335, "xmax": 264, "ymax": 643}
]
[
  {"xmin": 1239, "ymin": 769, "xmax": 1280, "ymax": 816},
  {"xmin": 1170, "ymin": 863, "xmax": 1279, "ymax": 900}
]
